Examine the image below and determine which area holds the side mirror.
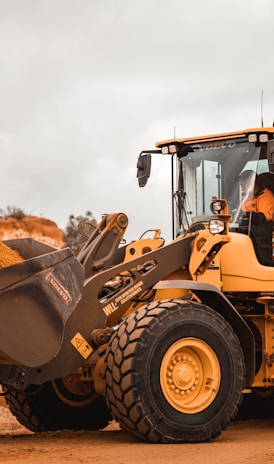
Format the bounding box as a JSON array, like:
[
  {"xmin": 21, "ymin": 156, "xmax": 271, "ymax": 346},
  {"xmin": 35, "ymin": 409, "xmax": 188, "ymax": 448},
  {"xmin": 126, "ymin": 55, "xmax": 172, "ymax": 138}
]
[
  {"xmin": 267, "ymin": 140, "xmax": 274, "ymax": 173},
  {"xmin": 137, "ymin": 153, "xmax": 151, "ymax": 187}
]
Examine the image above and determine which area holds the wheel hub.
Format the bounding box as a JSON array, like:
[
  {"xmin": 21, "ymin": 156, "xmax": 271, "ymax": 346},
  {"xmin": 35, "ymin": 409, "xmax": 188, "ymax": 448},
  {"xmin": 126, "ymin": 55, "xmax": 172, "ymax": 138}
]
[
  {"xmin": 52, "ymin": 370, "xmax": 98, "ymax": 407},
  {"xmin": 167, "ymin": 355, "xmax": 199, "ymax": 394},
  {"xmin": 160, "ymin": 338, "xmax": 221, "ymax": 414}
]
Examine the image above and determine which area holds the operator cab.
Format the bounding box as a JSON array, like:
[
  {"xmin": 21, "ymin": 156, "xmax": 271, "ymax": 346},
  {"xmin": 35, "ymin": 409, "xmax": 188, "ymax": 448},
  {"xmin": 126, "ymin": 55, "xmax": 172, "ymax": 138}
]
[{"xmin": 137, "ymin": 128, "xmax": 274, "ymax": 266}]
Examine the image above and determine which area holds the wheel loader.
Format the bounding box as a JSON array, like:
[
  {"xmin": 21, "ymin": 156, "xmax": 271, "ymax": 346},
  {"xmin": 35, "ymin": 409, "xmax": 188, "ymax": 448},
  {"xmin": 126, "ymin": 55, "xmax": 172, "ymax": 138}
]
[{"xmin": 1, "ymin": 126, "xmax": 274, "ymax": 443}]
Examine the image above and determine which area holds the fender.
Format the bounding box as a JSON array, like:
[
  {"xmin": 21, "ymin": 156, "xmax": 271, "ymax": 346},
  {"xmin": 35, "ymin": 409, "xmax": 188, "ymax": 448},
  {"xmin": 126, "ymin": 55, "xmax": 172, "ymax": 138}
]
[{"xmin": 153, "ymin": 279, "xmax": 256, "ymax": 386}]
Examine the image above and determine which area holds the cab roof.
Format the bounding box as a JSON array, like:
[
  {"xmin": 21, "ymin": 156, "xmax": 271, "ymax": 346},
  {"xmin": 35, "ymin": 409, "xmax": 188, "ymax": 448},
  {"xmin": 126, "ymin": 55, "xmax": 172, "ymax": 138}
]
[{"xmin": 155, "ymin": 127, "xmax": 274, "ymax": 148}]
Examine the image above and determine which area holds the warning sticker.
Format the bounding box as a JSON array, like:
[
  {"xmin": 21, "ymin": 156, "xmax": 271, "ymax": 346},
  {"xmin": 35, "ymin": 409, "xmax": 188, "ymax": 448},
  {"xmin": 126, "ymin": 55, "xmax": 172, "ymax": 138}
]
[{"xmin": 71, "ymin": 332, "xmax": 93, "ymax": 359}]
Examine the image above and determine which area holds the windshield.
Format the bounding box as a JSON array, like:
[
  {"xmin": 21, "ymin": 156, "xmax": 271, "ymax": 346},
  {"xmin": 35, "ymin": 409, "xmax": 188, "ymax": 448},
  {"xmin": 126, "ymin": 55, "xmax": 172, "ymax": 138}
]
[{"xmin": 176, "ymin": 138, "xmax": 269, "ymax": 234}]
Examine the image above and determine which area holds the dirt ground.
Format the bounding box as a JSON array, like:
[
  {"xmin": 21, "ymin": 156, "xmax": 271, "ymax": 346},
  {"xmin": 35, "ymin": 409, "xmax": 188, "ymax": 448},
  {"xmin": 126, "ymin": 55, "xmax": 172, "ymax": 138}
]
[{"xmin": 0, "ymin": 406, "xmax": 273, "ymax": 464}]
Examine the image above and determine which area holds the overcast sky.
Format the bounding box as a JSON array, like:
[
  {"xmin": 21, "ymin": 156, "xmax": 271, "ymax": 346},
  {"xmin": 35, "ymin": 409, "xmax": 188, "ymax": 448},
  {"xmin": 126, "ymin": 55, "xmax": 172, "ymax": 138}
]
[{"xmin": 1, "ymin": 0, "xmax": 274, "ymax": 242}]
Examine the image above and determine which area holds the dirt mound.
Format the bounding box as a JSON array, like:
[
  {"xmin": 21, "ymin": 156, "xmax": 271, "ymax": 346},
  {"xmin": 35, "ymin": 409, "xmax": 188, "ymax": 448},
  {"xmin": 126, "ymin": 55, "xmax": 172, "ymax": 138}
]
[
  {"xmin": 0, "ymin": 216, "xmax": 64, "ymax": 249},
  {"xmin": 0, "ymin": 241, "xmax": 24, "ymax": 268}
]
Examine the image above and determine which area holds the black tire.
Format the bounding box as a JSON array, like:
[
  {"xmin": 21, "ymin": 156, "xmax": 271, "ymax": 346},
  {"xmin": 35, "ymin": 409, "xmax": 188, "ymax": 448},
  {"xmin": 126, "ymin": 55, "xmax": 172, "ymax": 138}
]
[
  {"xmin": 105, "ymin": 299, "xmax": 245, "ymax": 443},
  {"xmin": 3, "ymin": 378, "xmax": 111, "ymax": 432}
]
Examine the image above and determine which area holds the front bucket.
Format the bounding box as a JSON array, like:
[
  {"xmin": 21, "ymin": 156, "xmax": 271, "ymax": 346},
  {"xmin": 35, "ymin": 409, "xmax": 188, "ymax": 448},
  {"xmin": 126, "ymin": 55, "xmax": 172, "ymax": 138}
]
[{"xmin": 0, "ymin": 239, "xmax": 84, "ymax": 367}]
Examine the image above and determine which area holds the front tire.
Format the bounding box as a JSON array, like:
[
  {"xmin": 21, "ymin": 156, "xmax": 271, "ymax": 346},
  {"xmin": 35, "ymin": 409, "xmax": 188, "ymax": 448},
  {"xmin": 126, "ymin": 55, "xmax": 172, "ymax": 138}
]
[{"xmin": 105, "ymin": 299, "xmax": 245, "ymax": 443}]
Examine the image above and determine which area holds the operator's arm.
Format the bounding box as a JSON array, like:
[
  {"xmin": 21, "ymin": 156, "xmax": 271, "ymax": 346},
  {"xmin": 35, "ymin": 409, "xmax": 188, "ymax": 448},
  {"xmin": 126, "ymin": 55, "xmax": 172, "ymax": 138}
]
[
  {"xmin": 241, "ymin": 195, "xmax": 255, "ymax": 213},
  {"xmin": 256, "ymin": 188, "xmax": 274, "ymax": 222},
  {"xmin": 240, "ymin": 188, "xmax": 274, "ymax": 226}
]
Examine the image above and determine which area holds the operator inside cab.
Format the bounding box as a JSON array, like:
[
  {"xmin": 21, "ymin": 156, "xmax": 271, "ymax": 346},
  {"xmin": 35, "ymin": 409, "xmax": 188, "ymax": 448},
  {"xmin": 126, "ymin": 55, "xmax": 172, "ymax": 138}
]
[{"xmin": 238, "ymin": 170, "xmax": 274, "ymax": 266}]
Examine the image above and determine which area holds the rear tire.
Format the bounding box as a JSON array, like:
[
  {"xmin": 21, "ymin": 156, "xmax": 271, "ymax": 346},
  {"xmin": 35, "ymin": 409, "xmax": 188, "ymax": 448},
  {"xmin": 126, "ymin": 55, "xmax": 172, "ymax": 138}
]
[
  {"xmin": 105, "ymin": 299, "xmax": 245, "ymax": 443},
  {"xmin": 4, "ymin": 377, "xmax": 111, "ymax": 432}
]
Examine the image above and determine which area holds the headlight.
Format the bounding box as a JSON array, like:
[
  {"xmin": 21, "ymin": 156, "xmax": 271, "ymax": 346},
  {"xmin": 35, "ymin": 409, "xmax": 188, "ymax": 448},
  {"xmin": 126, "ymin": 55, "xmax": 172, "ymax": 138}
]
[
  {"xmin": 209, "ymin": 219, "xmax": 225, "ymax": 234},
  {"xmin": 169, "ymin": 144, "xmax": 177, "ymax": 153},
  {"xmin": 210, "ymin": 200, "xmax": 222, "ymax": 214},
  {"xmin": 210, "ymin": 199, "xmax": 227, "ymax": 214},
  {"xmin": 248, "ymin": 134, "xmax": 257, "ymax": 142},
  {"xmin": 161, "ymin": 144, "xmax": 178, "ymax": 154},
  {"xmin": 259, "ymin": 134, "xmax": 268, "ymax": 142}
]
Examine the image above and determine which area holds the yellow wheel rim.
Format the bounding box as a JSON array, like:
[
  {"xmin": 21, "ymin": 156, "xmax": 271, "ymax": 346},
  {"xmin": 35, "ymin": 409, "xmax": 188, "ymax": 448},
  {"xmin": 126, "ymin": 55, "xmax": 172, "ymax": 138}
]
[
  {"xmin": 52, "ymin": 371, "xmax": 98, "ymax": 407},
  {"xmin": 160, "ymin": 337, "xmax": 221, "ymax": 414}
]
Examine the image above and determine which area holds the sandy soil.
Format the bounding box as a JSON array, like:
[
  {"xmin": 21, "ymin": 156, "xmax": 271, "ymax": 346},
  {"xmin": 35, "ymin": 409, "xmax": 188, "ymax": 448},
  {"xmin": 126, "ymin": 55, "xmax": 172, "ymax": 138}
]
[{"xmin": 0, "ymin": 406, "xmax": 273, "ymax": 464}]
